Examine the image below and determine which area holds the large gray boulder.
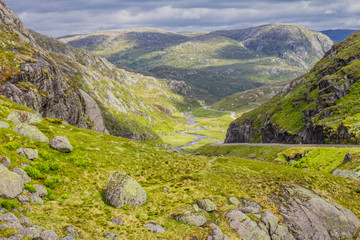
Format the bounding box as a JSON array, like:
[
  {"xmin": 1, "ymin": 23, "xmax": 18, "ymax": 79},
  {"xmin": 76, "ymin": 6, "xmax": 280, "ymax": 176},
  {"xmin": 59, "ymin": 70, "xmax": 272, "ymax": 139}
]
[
  {"xmin": 105, "ymin": 171, "xmax": 147, "ymax": 208},
  {"xmin": 50, "ymin": 136, "xmax": 73, "ymax": 153},
  {"xmin": 273, "ymin": 185, "xmax": 360, "ymax": 239},
  {"xmin": 332, "ymin": 169, "xmax": 360, "ymax": 180},
  {"xmin": 145, "ymin": 222, "xmax": 165, "ymax": 234},
  {"xmin": 0, "ymin": 165, "xmax": 24, "ymax": 199},
  {"xmin": 0, "ymin": 155, "xmax": 11, "ymax": 168},
  {"xmin": 39, "ymin": 229, "xmax": 59, "ymax": 240},
  {"xmin": 13, "ymin": 167, "xmax": 31, "ymax": 184},
  {"xmin": 7, "ymin": 111, "xmax": 42, "ymax": 125},
  {"xmin": 207, "ymin": 223, "xmax": 230, "ymax": 240},
  {"xmin": 16, "ymin": 147, "xmax": 38, "ymax": 160},
  {"xmin": 14, "ymin": 123, "xmax": 49, "ymax": 143},
  {"xmin": 174, "ymin": 213, "xmax": 207, "ymax": 227}
]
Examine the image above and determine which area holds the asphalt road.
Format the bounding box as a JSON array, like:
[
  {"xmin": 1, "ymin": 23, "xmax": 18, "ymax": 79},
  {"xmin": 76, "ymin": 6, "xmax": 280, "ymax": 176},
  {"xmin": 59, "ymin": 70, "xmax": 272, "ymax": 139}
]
[{"xmin": 212, "ymin": 142, "xmax": 360, "ymax": 148}]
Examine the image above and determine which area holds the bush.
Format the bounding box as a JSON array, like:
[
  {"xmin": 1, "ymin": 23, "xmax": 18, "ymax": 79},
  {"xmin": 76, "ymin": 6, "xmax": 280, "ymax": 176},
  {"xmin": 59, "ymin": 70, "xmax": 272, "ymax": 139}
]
[
  {"xmin": 24, "ymin": 184, "xmax": 36, "ymax": 193},
  {"xmin": 24, "ymin": 166, "xmax": 42, "ymax": 179},
  {"xmin": 61, "ymin": 193, "xmax": 69, "ymax": 199},
  {"xmin": 32, "ymin": 162, "xmax": 50, "ymax": 173},
  {"xmin": 44, "ymin": 117, "xmax": 63, "ymax": 124},
  {"xmin": 49, "ymin": 162, "xmax": 61, "ymax": 171},
  {"xmin": 4, "ymin": 141, "xmax": 22, "ymax": 150},
  {"xmin": 69, "ymin": 157, "xmax": 89, "ymax": 168},
  {"xmin": 44, "ymin": 177, "xmax": 60, "ymax": 190},
  {"xmin": 0, "ymin": 199, "xmax": 16, "ymax": 210}
]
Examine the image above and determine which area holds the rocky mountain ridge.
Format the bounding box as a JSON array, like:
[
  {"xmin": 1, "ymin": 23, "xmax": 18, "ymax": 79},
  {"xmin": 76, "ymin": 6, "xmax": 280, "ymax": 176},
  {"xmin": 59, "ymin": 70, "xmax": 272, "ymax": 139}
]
[
  {"xmin": 59, "ymin": 24, "xmax": 333, "ymax": 103},
  {"xmin": 226, "ymin": 29, "xmax": 360, "ymax": 144},
  {"xmin": 0, "ymin": 0, "xmax": 197, "ymax": 140}
]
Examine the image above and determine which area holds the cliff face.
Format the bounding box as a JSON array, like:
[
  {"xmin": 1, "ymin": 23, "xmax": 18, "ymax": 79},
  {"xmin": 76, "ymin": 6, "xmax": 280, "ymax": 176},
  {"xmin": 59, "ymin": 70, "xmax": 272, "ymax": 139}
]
[
  {"xmin": 0, "ymin": 0, "xmax": 197, "ymax": 140},
  {"xmin": 226, "ymin": 30, "xmax": 360, "ymax": 144}
]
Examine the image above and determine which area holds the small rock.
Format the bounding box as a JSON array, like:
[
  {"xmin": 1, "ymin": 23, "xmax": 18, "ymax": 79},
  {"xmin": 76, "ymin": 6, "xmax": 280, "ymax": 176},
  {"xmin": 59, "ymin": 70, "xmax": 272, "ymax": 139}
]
[
  {"xmin": 65, "ymin": 225, "xmax": 79, "ymax": 237},
  {"xmin": 29, "ymin": 194, "xmax": 44, "ymax": 204},
  {"xmin": 7, "ymin": 111, "xmax": 42, "ymax": 125},
  {"xmin": 0, "ymin": 121, "xmax": 9, "ymax": 128},
  {"xmin": 174, "ymin": 213, "xmax": 207, "ymax": 227},
  {"xmin": 0, "ymin": 155, "xmax": 11, "ymax": 168},
  {"xmin": 16, "ymin": 148, "xmax": 38, "ymax": 160},
  {"xmin": 20, "ymin": 163, "xmax": 29, "ymax": 168},
  {"xmin": 20, "ymin": 225, "xmax": 43, "ymax": 238},
  {"xmin": 145, "ymin": 222, "xmax": 165, "ymax": 234},
  {"xmin": 39, "ymin": 229, "xmax": 59, "ymax": 240},
  {"xmin": 7, "ymin": 234, "xmax": 23, "ymax": 240},
  {"xmin": 104, "ymin": 232, "xmax": 118, "ymax": 239},
  {"xmin": 228, "ymin": 196, "xmax": 240, "ymax": 207},
  {"xmin": 13, "ymin": 167, "xmax": 31, "ymax": 184},
  {"xmin": 60, "ymin": 235, "xmax": 75, "ymax": 240},
  {"xmin": 343, "ymin": 153, "xmax": 353, "ymax": 164},
  {"xmin": 207, "ymin": 223, "xmax": 230, "ymax": 240},
  {"xmin": 14, "ymin": 123, "xmax": 49, "ymax": 143},
  {"xmin": 111, "ymin": 217, "xmax": 123, "ymax": 225},
  {"xmin": 34, "ymin": 184, "xmax": 48, "ymax": 197},
  {"xmin": 50, "ymin": 136, "xmax": 73, "ymax": 153},
  {"xmin": 163, "ymin": 187, "xmax": 168, "ymax": 194},
  {"xmin": 105, "ymin": 171, "xmax": 147, "ymax": 208},
  {"xmin": 0, "ymin": 165, "xmax": 24, "ymax": 199},
  {"xmin": 238, "ymin": 198, "xmax": 263, "ymax": 213},
  {"xmin": 17, "ymin": 195, "xmax": 30, "ymax": 205},
  {"xmin": 18, "ymin": 216, "xmax": 33, "ymax": 228},
  {"xmin": 332, "ymin": 169, "xmax": 360, "ymax": 180},
  {"xmin": 197, "ymin": 199, "xmax": 217, "ymax": 212}
]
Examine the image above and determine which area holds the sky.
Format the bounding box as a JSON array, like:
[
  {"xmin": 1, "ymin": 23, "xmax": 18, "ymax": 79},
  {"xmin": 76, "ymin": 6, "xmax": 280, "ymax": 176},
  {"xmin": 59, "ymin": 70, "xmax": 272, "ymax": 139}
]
[{"xmin": 3, "ymin": 0, "xmax": 360, "ymax": 37}]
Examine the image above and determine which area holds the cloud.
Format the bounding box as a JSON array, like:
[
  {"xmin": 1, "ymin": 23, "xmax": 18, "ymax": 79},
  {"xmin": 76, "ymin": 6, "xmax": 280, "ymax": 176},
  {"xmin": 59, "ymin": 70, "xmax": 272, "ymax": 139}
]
[{"xmin": 3, "ymin": 0, "xmax": 360, "ymax": 37}]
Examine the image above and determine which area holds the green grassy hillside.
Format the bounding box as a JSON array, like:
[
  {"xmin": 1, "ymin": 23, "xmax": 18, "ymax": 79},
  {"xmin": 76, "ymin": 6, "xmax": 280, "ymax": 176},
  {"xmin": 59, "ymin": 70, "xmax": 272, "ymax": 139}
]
[
  {"xmin": 60, "ymin": 24, "xmax": 333, "ymax": 103},
  {"xmin": 1, "ymin": 96, "xmax": 360, "ymax": 239},
  {"xmin": 226, "ymin": 30, "xmax": 360, "ymax": 144}
]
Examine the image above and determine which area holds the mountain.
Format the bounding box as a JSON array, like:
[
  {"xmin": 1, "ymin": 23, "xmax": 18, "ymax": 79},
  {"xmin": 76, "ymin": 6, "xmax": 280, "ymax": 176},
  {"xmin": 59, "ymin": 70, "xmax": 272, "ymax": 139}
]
[
  {"xmin": 225, "ymin": 30, "xmax": 360, "ymax": 144},
  {"xmin": 320, "ymin": 29, "xmax": 357, "ymax": 42},
  {"xmin": 0, "ymin": 2, "xmax": 198, "ymax": 140},
  {"xmin": 59, "ymin": 25, "xmax": 333, "ymax": 103},
  {"xmin": 212, "ymin": 81, "xmax": 287, "ymax": 113}
]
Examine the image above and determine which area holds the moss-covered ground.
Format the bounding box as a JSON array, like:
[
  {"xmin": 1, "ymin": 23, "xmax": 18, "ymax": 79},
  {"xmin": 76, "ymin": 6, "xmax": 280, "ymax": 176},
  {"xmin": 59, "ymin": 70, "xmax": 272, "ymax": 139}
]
[{"xmin": 1, "ymin": 96, "xmax": 360, "ymax": 239}]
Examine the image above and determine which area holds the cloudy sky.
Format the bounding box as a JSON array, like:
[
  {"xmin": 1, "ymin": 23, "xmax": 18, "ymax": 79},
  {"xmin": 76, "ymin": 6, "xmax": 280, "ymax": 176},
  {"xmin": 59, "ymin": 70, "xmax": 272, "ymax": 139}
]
[{"xmin": 4, "ymin": 0, "xmax": 360, "ymax": 37}]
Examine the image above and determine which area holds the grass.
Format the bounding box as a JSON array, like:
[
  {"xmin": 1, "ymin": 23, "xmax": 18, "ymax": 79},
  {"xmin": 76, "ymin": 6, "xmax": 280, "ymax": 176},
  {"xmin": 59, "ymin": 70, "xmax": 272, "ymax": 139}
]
[
  {"xmin": 161, "ymin": 134, "xmax": 197, "ymax": 148},
  {"xmin": 1, "ymin": 97, "xmax": 360, "ymax": 239}
]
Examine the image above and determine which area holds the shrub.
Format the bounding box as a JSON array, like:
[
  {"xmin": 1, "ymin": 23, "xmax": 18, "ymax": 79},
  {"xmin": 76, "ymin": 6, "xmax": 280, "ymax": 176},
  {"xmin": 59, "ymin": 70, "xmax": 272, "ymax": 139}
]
[
  {"xmin": 44, "ymin": 177, "xmax": 60, "ymax": 190},
  {"xmin": 69, "ymin": 157, "xmax": 89, "ymax": 168},
  {"xmin": 4, "ymin": 141, "xmax": 22, "ymax": 150},
  {"xmin": 44, "ymin": 117, "xmax": 63, "ymax": 124},
  {"xmin": 24, "ymin": 184, "xmax": 36, "ymax": 193},
  {"xmin": 61, "ymin": 193, "xmax": 69, "ymax": 199},
  {"xmin": 0, "ymin": 199, "xmax": 16, "ymax": 210},
  {"xmin": 32, "ymin": 162, "xmax": 50, "ymax": 173},
  {"xmin": 24, "ymin": 166, "xmax": 42, "ymax": 179},
  {"xmin": 49, "ymin": 162, "xmax": 61, "ymax": 171}
]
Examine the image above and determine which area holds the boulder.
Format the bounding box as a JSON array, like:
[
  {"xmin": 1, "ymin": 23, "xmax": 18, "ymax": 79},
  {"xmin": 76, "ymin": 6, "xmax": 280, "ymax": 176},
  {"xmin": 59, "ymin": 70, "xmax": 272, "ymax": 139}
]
[
  {"xmin": 29, "ymin": 194, "xmax": 44, "ymax": 204},
  {"xmin": 60, "ymin": 235, "xmax": 76, "ymax": 240},
  {"xmin": 0, "ymin": 165, "xmax": 24, "ymax": 199},
  {"xmin": 207, "ymin": 223, "xmax": 230, "ymax": 240},
  {"xmin": 0, "ymin": 155, "xmax": 11, "ymax": 168},
  {"xmin": 16, "ymin": 148, "xmax": 38, "ymax": 160},
  {"xmin": 7, "ymin": 111, "xmax": 42, "ymax": 125},
  {"xmin": 39, "ymin": 229, "xmax": 59, "ymax": 240},
  {"xmin": 261, "ymin": 211, "xmax": 278, "ymax": 235},
  {"xmin": 197, "ymin": 199, "xmax": 217, "ymax": 212},
  {"xmin": 343, "ymin": 152, "xmax": 353, "ymax": 164},
  {"xmin": 332, "ymin": 169, "xmax": 360, "ymax": 180},
  {"xmin": 34, "ymin": 184, "xmax": 48, "ymax": 197},
  {"xmin": 17, "ymin": 195, "xmax": 30, "ymax": 205},
  {"xmin": 14, "ymin": 123, "xmax": 49, "ymax": 143},
  {"xmin": 13, "ymin": 168, "xmax": 31, "ymax": 184},
  {"xmin": 50, "ymin": 136, "xmax": 73, "ymax": 153},
  {"xmin": 228, "ymin": 196, "xmax": 240, "ymax": 207},
  {"xmin": 145, "ymin": 222, "xmax": 165, "ymax": 234},
  {"xmin": 64, "ymin": 225, "xmax": 79, "ymax": 237},
  {"xmin": 238, "ymin": 198, "xmax": 263, "ymax": 213},
  {"xmin": 174, "ymin": 213, "xmax": 207, "ymax": 227},
  {"xmin": 226, "ymin": 209, "xmax": 271, "ymax": 240},
  {"xmin": 18, "ymin": 216, "xmax": 33, "ymax": 228},
  {"xmin": 20, "ymin": 225, "xmax": 43, "ymax": 238},
  {"xmin": 0, "ymin": 213, "xmax": 18, "ymax": 222},
  {"xmin": 105, "ymin": 171, "xmax": 147, "ymax": 208},
  {"xmin": 273, "ymin": 185, "xmax": 360, "ymax": 239},
  {"xmin": 0, "ymin": 121, "xmax": 9, "ymax": 128}
]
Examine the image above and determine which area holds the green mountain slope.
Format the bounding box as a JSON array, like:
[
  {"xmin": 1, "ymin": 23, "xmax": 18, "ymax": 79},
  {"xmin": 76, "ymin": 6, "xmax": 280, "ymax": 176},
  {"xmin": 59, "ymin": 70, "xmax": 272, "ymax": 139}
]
[
  {"xmin": 0, "ymin": 94, "xmax": 359, "ymax": 239},
  {"xmin": 60, "ymin": 25, "xmax": 333, "ymax": 103},
  {"xmin": 0, "ymin": 2, "xmax": 198, "ymax": 141},
  {"xmin": 226, "ymin": 30, "xmax": 360, "ymax": 144}
]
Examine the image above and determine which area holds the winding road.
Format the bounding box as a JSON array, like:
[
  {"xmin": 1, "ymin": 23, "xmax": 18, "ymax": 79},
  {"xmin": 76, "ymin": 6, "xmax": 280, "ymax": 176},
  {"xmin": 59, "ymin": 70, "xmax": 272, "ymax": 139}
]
[{"xmin": 212, "ymin": 142, "xmax": 360, "ymax": 148}]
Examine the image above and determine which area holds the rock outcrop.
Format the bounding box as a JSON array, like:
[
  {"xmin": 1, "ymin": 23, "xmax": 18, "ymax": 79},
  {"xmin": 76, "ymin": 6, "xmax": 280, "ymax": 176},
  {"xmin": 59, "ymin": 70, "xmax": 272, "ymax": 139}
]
[
  {"xmin": 332, "ymin": 169, "xmax": 360, "ymax": 180},
  {"xmin": 105, "ymin": 171, "xmax": 147, "ymax": 208}
]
